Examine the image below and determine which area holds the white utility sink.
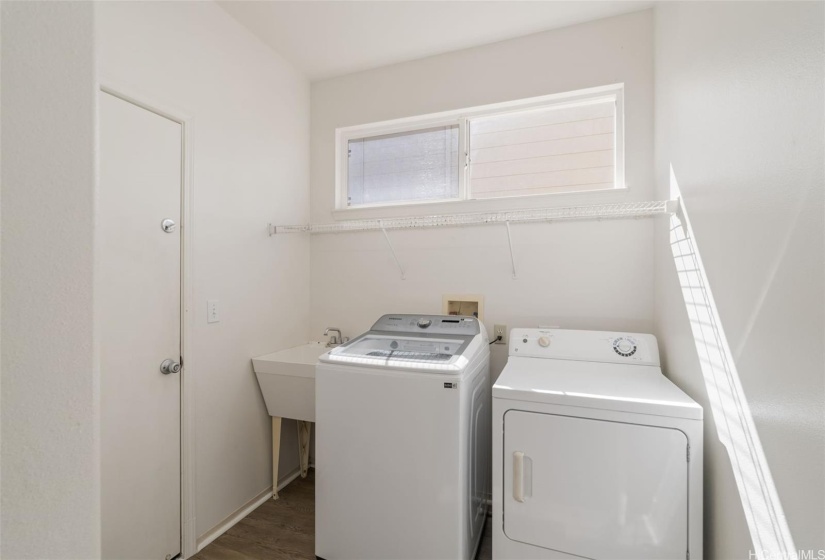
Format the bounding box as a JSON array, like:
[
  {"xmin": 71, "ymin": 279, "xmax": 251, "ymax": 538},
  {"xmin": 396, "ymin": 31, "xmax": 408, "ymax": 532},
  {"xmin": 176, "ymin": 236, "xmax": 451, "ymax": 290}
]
[
  {"xmin": 252, "ymin": 342, "xmax": 328, "ymax": 422},
  {"xmin": 253, "ymin": 341, "xmax": 329, "ymax": 497}
]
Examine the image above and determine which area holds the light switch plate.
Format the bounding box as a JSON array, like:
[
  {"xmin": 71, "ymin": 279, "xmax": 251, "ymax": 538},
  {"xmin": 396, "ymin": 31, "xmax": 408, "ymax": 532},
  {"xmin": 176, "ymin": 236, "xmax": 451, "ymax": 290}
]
[{"xmin": 207, "ymin": 300, "xmax": 219, "ymax": 323}]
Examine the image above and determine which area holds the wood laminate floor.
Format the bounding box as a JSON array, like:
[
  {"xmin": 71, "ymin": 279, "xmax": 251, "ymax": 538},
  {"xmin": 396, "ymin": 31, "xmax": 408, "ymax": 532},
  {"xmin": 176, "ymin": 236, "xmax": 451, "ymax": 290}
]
[{"xmin": 193, "ymin": 470, "xmax": 492, "ymax": 560}]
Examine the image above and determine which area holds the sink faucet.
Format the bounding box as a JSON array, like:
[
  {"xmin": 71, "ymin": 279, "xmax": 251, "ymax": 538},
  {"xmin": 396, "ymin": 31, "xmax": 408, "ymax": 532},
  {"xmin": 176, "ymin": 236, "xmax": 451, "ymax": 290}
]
[{"xmin": 324, "ymin": 327, "xmax": 344, "ymax": 347}]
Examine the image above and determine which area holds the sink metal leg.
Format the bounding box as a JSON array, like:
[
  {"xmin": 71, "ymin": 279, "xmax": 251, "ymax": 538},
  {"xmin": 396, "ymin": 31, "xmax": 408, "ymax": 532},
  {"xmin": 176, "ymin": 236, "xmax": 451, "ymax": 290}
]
[
  {"xmin": 298, "ymin": 420, "xmax": 311, "ymax": 478},
  {"xmin": 272, "ymin": 416, "xmax": 282, "ymax": 500}
]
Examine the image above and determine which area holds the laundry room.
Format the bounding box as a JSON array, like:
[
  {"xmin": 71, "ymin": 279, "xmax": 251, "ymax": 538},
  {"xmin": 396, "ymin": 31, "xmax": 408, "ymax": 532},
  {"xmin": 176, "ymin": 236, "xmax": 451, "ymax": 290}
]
[{"xmin": 1, "ymin": 2, "xmax": 823, "ymax": 560}]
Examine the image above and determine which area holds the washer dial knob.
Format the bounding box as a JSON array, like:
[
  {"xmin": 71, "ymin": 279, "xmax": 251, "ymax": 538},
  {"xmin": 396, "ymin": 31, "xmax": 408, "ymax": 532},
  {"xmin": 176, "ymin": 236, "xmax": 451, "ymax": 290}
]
[
  {"xmin": 613, "ymin": 336, "xmax": 637, "ymax": 357},
  {"xmin": 417, "ymin": 318, "xmax": 432, "ymax": 329},
  {"xmin": 537, "ymin": 336, "xmax": 551, "ymax": 348}
]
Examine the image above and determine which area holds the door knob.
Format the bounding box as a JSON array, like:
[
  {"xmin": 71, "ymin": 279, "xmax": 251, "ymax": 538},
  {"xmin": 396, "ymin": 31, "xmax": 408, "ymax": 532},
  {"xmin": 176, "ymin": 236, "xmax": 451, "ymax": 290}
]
[
  {"xmin": 160, "ymin": 359, "xmax": 181, "ymax": 375},
  {"xmin": 161, "ymin": 219, "xmax": 176, "ymax": 233}
]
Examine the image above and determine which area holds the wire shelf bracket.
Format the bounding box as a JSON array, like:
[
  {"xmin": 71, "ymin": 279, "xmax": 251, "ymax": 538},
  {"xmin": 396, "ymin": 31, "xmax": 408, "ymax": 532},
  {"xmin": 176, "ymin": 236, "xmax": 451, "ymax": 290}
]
[
  {"xmin": 505, "ymin": 221, "xmax": 517, "ymax": 280},
  {"xmin": 380, "ymin": 221, "xmax": 406, "ymax": 280}
]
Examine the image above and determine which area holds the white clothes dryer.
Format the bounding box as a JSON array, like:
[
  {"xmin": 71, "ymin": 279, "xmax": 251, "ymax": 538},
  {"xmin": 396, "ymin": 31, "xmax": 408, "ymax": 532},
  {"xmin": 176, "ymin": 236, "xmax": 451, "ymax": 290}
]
[{"xmin": 493, "ymin": 328, "xmax": 703, "ymax": 560}]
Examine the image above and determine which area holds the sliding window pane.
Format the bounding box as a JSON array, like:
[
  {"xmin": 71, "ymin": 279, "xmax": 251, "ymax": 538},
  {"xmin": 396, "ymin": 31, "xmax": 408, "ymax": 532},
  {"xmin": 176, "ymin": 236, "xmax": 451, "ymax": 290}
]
[
  {"xmin": 469, "ymin": 100, "xmax": 616, "ymax": 199},
  {"xmin": 347, "ymin": 125, "xmax": 459, "ymax": 207}
]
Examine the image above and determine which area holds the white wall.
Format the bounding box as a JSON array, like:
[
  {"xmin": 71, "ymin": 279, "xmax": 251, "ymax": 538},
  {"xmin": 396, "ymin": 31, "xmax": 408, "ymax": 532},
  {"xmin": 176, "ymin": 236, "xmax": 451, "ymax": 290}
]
[
  {"xmin": 0, "ymin": 2, "xmax": 101, "ymax": 558},
  {"xmin": 96, "ymin": 1, "xmax": 311, "ymax": 541},
  {"xmin": 654, "ymin": 2, "xmax": 825, "ymax": 556},
  {"xmin": 310, "ymin": 10, "xmax": 656, "ymax": 375}
]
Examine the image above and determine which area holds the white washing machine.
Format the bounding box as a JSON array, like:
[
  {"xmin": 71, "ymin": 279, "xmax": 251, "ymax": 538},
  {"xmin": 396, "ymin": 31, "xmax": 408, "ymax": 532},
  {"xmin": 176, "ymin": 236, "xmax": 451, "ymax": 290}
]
[
  {"xmin": 316, "ymin": 314, "xmax": 490, "ymax": 560},
  {"xmin": 493, "ymin": 328, "xmax": 703, "ymax": 560}
]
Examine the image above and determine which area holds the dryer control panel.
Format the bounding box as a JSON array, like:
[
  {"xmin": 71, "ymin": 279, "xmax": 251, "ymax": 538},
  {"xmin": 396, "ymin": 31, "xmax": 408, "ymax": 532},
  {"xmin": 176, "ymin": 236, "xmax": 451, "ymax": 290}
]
[{"xmin": 509, "ymin": 328, "xmax": 660, "ymax": 366}]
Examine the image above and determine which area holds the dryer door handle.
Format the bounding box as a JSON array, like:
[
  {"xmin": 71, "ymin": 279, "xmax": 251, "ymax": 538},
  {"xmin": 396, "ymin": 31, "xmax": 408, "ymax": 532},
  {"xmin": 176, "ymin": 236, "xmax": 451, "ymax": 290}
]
[{"xmin": 513, "ymin": 451, "xmax": 525, "ymax": 503}]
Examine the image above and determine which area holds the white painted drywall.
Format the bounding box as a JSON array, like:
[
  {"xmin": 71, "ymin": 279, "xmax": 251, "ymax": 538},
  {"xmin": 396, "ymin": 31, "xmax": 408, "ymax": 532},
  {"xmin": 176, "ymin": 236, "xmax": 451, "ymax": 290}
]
[
  {"xmin": 310, "ymin": 10, "xmax": 656, "ymax": 376},
  {"xmin": 95, "ymin": 1, "xmax": 311, "ymax": 540},
  {"xmin": 654, "ymin": 2, "xmax": 825, "ymax": 555},
  {"xmin": 1, "ymin": 2, "xmax": 101, "ymax": 558},
  {"xmin": 218, "ymin": 0, "xmax": 654, "ymax": 80}
]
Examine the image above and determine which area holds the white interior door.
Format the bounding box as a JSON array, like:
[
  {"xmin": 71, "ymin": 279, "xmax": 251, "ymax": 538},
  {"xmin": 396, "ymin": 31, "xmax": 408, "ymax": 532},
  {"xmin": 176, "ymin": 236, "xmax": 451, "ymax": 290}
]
[
  {"xmin": 503, "ymin": 411, "xmax": 688, "ymax": 560},
  {"xmin": 100, "ymin": 91, "xmax": 182, "ymax": 560}
]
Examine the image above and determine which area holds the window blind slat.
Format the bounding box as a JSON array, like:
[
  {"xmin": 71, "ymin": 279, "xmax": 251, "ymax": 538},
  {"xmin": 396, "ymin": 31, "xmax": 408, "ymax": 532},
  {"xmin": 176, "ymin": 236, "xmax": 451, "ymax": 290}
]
[{"xmin": 360, "ymin": 150, "xmax": 460, "ymax": 177}]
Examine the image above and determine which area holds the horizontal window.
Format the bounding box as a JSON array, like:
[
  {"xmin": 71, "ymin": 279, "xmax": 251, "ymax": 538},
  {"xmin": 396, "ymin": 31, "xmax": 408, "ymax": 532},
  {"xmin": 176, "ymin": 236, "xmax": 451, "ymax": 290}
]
[{"xmin": 336, "ymin": 84, "xmax": 623, "ymax": 210}]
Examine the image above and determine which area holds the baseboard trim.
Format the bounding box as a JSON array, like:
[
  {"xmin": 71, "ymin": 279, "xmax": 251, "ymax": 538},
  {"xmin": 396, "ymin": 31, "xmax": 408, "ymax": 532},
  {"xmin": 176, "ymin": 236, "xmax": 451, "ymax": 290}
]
[
  {"xmin": 196, "ymin": 486, "xmax": 272, "ymax": 552},
  {"xmin": 195, "ymin": 465, "xmax": 313, "ymax": 553},
  {"xmin": 275, "ymin": 464, "xmax": 310, "ymax": 493}
]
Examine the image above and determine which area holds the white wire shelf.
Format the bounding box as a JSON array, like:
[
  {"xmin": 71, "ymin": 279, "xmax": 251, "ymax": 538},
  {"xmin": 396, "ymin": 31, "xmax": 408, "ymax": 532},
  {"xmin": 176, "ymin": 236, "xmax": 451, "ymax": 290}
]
[
  {"xmin": 269, "ymin": 199, "xmax": 679, "ymax": 280},
  {"xmin": 269, "ymin": 200, "xmax": 678, "ymax": 235}
]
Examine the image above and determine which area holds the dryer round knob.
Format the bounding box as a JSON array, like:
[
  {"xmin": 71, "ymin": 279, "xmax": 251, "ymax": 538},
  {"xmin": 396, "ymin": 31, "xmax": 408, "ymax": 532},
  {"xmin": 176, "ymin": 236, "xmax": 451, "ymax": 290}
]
[
  {"xmin": 417, "ymin": 318, "xmax": 432, "ymax": 328},
  {"xmin": 537, "ymin": 336, "xmax": 551, "ymax": 348},
  {"xmin": 617, "ymin": 340, "xmax": 634, "ymax": 354}
]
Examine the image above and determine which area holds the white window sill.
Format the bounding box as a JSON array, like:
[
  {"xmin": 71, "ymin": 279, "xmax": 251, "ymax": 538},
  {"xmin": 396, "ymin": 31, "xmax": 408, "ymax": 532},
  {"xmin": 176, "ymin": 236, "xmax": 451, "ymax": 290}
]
[{"xmin": 332, "ymin": 187, "xmax": 631, "ymax": 222}]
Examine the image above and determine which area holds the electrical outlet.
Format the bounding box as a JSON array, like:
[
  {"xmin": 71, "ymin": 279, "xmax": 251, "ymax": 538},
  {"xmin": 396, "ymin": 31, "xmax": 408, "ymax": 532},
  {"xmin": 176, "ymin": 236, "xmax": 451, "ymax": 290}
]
[{"xmin": 493, "ymin": 324, "xmax": 507, "ymax": 344}]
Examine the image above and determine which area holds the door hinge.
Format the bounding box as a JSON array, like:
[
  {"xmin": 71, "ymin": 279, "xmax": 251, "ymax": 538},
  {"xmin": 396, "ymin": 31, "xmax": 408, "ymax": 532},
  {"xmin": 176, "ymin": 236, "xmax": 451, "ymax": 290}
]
[{"xmin": 686, "ymin": 444, "xmax": 691, "ymax": 463}]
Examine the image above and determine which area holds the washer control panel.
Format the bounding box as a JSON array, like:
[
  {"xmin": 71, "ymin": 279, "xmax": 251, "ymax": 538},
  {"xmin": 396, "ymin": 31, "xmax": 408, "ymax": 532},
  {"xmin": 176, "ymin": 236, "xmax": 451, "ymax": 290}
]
[
  {"xmin": 510, "ymin": 328, "xmax": 659, "ymax": 366},
  {"xmin": 371, "ymin": 314, "xmax": 480, "ymax": 336}
]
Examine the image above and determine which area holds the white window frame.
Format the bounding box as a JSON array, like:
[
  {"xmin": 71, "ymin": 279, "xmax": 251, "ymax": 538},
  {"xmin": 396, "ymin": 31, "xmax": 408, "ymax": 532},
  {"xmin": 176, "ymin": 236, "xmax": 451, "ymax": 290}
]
[{"xmin": 335, "ymin": 83, "xmax": 624, "ymax": 212}]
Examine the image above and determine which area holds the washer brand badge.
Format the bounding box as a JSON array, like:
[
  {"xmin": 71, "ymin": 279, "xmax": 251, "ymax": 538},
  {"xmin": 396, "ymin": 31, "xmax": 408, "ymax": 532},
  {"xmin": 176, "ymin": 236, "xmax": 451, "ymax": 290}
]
[{"xmin": 444, "ymin": 382, "xmax": 458, "ymax": 389}]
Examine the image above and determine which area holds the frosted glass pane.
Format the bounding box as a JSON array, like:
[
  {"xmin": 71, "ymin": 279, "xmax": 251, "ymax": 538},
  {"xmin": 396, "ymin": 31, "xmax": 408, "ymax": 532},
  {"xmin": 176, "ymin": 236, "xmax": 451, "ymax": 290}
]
[{"xmin": 348, "ymin": 125, "xmax": 459, "ymax": 206}]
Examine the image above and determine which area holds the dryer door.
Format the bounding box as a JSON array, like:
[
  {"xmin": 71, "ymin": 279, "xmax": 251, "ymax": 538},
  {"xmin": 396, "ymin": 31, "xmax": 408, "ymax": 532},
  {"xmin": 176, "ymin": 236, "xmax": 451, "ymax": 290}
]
[{"xmin": 503, "ymin": 410, "xmax": 689, "ymax": 560}]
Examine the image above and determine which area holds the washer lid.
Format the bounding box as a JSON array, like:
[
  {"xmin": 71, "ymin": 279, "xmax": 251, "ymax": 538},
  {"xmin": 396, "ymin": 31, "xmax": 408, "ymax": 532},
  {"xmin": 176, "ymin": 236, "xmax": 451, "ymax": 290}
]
[
  {"xmin": 494, "ymin": 357, "xmax": 702, "ymax": 420},
  {"xmin": 319, "ymin": 334, "xmax": 472, "ymax": 373}
]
